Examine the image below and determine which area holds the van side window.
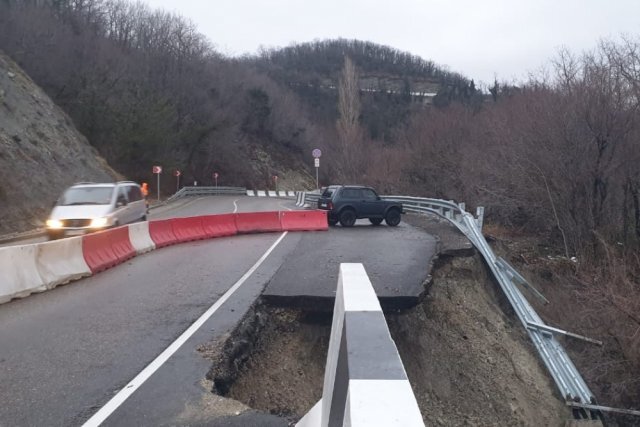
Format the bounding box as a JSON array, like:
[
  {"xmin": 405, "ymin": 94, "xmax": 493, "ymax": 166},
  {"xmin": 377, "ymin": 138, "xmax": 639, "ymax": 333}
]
[
  {"xmin": 127, "ymin": 185, "xmax": 142, "ymax": 202},
  {"xmin": 342, "ymin": 189, "xmax": 360, "ymax": 199},
  {"xmin": 117, "ymin": 188, "xmax": 128, "ymax": 204},
  {"xmin": 362, "ymin": 189, "xmax": 377, "ymax": 201}
]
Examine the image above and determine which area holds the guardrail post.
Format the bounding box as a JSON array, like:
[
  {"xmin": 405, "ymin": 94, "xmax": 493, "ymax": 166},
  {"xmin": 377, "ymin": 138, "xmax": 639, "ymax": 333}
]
[
  {"xmin": 458, "ymin": 202, "xmax": 465, "ymax": 212},
  {"xmin": 297, "ymin": 264, "xmax": 424, "ymax": 427},
  {"xmin": 475, "ymin": 206, "xmax": 484, "ymax": 229}
]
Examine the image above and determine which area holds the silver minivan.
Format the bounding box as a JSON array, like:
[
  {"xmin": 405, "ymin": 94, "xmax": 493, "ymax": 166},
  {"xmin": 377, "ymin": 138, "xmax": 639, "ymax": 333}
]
[{"xmin": 46, "ymin": 181, "xmax": 147, "ymax": 240}]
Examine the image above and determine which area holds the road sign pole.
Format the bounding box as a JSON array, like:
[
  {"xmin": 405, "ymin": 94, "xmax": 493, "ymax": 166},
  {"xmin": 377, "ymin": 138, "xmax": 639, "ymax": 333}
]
[
  {"xmin": 176, "ymin": 175, "xmax": 180, "ymax": 192},
  {"xmin": 153, "ymin": 165, "xmax": 163, "ymax": 200},
  {"xmin": 312, "ymin": 148, "xmax": 322, "ymax": 190}
]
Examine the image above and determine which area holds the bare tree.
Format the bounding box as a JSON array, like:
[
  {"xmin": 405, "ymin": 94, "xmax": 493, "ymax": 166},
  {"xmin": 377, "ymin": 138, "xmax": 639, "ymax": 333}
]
[{"xmin": 336, "ymin": 55, "xmax": 364, "ymax": 181}]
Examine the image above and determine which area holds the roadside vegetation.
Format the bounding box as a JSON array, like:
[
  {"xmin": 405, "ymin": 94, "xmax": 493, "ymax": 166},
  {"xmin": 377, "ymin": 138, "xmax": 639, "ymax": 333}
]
[{"xmin": 1, "ymin": 0, "xmax": 639, "ymax": 417}]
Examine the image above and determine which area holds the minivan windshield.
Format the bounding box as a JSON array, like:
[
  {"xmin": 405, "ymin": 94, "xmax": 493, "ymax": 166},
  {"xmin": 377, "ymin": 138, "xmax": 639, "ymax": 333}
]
[{"xmin": 58, "ymin": 187, "xmax": 114, "ymax": 205}]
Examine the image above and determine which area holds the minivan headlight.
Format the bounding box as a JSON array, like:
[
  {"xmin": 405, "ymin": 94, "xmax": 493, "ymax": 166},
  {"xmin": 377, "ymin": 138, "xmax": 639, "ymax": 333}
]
[
  {"xmin": 46, "ymin": 219, "xmax": 63, "ymax": 229},
  {"xmin": 89, "ymin": 217, "xmax": 108, "ymax": 228}
]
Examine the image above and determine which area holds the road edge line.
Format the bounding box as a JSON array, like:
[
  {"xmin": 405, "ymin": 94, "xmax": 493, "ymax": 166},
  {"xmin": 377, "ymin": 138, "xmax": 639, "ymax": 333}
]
[{"xmin": 82, "ymin": 231, "xmax": 289, "ymax": 427}]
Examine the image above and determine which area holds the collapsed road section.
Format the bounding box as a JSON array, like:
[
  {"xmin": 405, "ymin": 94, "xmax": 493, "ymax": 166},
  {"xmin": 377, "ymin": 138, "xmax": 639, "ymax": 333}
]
[{"xmin": 203, "ymin": 214, "xmax": 571, "ymax": 426}]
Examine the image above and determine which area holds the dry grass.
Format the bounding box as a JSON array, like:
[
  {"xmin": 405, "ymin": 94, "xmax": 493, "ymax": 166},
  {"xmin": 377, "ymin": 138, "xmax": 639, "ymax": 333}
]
[{"xmin": 496, "ymin": 230, "xmax": 640, "ymax": 419}]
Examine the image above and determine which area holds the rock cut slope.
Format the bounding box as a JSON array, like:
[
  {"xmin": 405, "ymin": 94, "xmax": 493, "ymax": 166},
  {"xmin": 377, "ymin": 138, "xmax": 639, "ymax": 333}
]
[{"xmin": 0, "ymin": 52, "xmax": 119, "ymax": 234}]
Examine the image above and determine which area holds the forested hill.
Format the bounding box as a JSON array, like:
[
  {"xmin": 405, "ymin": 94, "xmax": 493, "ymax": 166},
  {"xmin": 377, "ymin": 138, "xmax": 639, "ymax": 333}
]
[
  {"xmin": 257, "ymin": 39, "xmax": 468, "ymax": 91},
  {"xmin": 254, "ymin": 39, "xmax": 480, "ymax": 124}
]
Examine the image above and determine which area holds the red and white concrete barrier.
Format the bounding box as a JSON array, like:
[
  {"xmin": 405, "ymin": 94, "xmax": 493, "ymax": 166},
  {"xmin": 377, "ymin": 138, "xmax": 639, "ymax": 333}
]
[
  {"xmin": 280, "ymin": 210, "xmax": 328, "ymax": 231},
  {"xmin": 128, "ymin": 221, "xmax": 156, "ymax": 254},
  {"xmin": 0, "ymin": 210, "xmax": 328, "ymax": 305}
]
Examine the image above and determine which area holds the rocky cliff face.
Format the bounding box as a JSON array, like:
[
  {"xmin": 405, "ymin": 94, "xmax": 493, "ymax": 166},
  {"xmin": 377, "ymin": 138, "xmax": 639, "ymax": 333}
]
[{"xmin": 0, "ymin": 52, "xmax": 120, "ymax": 234}]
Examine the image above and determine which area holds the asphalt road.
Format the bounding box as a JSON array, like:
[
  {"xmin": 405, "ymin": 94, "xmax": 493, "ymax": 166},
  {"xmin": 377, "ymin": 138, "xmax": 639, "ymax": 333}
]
[{"xmin": 0, "ymin": 196, "xmax": 437, "ymax": 426}]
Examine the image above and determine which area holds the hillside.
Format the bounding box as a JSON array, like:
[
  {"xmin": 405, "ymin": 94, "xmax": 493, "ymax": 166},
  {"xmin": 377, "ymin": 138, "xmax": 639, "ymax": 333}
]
[
  {"xmin": 253, "ymin": 39, "xmax": 481, "ymax": 140},
  {"xmin": 0, "ymin": 1, "xmax": 319, "ymax": 195},
  {"xmin": 0, "ymin": 52, "xmax": 119, "ymax": 234}
]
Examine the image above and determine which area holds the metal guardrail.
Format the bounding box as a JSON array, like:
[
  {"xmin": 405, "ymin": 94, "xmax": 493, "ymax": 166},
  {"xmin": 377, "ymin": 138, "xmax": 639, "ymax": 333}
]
[
  {"xmin": 165, "ymin": 187, "xmax": 300, "ymax": 205},
  {"xmin": 380, "ymin": 195, "xmax": 597, "ymax": 412},
  {"xmin": 295, "ymin": 190, "xmax": 321, "ymax": 208},
  {"xmin": 303, "ymin": 191, "xmax": 321, "ymax": 206},
  {"xmin": 165, "ymin": 186, "xmax": 246, "ymax": 202}
]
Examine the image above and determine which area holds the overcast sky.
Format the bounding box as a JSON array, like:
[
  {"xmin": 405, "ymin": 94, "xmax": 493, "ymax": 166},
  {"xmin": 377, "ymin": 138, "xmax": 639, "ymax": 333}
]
[{"xmin": 142, "ymin": 0, "xmax": 639, "ymax": 85}]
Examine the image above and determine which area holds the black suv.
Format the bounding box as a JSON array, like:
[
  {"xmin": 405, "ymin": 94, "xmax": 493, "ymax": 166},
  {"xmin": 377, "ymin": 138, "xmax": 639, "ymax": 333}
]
[{"xmin": 317, "ymin": 185, "xmax": 403, "ymax": 227}]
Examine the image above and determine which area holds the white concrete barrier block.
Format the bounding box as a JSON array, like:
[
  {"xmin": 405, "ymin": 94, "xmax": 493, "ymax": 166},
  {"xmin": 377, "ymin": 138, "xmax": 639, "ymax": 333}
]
[
  {"xmin": 0, "ymin": 244, "xmax": 45, "ymax": 304},
  {"xmin": 321, "ymin": 267, "xmax": 348, "ymax": 426},
  {"xmin": 257, "ymin": 190, "xmax": 267, "ymax": 197},
  {"xmin": 278, "ymin": 191, "xmax": 287, "ymax": 197},
  {"xmin": 268, "ymin": 191, "xmax": 277, "ymax": 197},
  {"xmin": 287, "ymin": 191, "xmax": 296, "ymax": 197},
  {"xmin": 246, "ymin": 190, "xmax": 255, "ymax": 196},
  {"xmin": 296, "ymin": 400, "xmax": 322, "ymax": 427},
  {"xmin": 128, "ymin": 222, "xmax": 156, "ymax": 254},
  {"xmin": 313, "ymin": 263, "xmax": 423, "ymax": 427},
  {"xmin": 340, "ymin": 263, "xmax": 381, "ymax": 313},
  {"xmin": 345, "ymin": 380, "xmax": 424, "ymax": 426},
  {"xmin": 35, "ymin": 236, "xmax": 91, "ymax": 289}
]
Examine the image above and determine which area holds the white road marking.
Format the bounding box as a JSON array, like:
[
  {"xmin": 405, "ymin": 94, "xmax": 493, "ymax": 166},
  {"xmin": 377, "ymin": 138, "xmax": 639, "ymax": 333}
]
[
  {"xmin": 233, "ymin": 199, "xmax": 239, "ymax": 213},
  {"xmin": 82, "ymin": 231, "xmax": 290, "ymax": 427}
]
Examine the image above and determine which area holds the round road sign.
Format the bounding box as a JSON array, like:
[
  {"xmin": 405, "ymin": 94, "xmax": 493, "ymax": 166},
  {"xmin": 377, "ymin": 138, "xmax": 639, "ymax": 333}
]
[{"xmin": 312, "ymin": 148, "xmax": 322, "ymax": 158}]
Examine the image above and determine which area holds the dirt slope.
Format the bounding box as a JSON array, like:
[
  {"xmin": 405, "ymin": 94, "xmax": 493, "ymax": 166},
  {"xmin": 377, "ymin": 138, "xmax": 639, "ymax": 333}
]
[
  {"xmin": 0, "ymin": 51, "xmax": 119, "ymax": 234},
  {"xmin": 389, "ymin": 254, "xmax": 568, "ymax": 426}
]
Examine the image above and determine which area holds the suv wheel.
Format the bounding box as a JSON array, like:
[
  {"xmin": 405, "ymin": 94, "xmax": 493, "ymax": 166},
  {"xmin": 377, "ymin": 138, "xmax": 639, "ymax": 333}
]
[
  {"xmin": 369, "ymin": 218, "xmax": 383, "ymax": 226},
  {"xmin": 385, "ymin": 209, "xmax": 401, "ymax": 227},
  {"xmin": 339, "ymin": 209, "xmax": 356, "ymax": 227}
]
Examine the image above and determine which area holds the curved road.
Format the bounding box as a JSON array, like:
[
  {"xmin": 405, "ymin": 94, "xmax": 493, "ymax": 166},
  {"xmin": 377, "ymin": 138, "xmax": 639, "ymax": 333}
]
[{"xmin": 0, "ymin": 196, "xmax": 437, "ymax": 426}]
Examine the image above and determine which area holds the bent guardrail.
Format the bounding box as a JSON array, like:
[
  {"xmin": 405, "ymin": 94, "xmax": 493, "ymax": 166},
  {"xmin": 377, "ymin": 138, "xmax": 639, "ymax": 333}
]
[{"xmin": 382, "ymin": 195, "xmax": 599, "ymax": 414}]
